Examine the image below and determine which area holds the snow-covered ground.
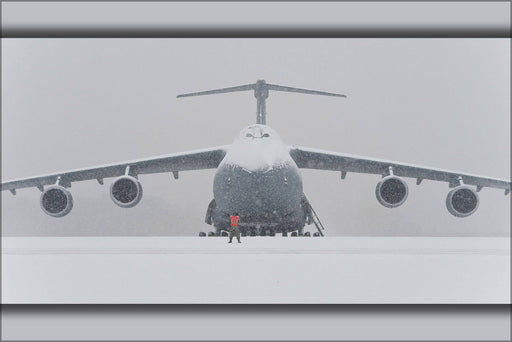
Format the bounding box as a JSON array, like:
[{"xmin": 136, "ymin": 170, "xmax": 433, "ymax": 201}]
[{"xmin": 2, "ymin": 236, "xmax": 509, "ymax": 304}]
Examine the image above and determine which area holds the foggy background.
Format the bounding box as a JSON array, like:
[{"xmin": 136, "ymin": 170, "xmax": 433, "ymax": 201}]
[{"xmin": 1, "ymin": 38, "xmax": 510, "ymax": 236}]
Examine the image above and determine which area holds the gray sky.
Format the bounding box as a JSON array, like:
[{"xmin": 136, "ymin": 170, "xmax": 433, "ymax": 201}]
[{"xmin": 1, "ymin": 38, "xmax": 510, "ymax": 236}]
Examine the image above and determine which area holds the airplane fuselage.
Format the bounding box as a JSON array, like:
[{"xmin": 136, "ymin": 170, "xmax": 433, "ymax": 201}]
[{"xmin": 210, "ymin": 124, "xmax": 307, "ymax": 234}]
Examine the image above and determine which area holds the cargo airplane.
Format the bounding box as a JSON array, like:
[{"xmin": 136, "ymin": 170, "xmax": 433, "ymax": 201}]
[{"xmin": 2, "ymin": 80, "xmax": 510, "ymax": 237}]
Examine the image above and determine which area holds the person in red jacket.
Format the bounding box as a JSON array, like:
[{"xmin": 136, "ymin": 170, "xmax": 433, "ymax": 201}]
[{"xmin": 229, "ymin": 212, "xmax": 241, "ymax": 243}]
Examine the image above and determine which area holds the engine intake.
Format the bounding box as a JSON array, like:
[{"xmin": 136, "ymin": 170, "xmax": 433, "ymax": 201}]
[
  {"xmin": 40, "ymin": 185, "xmax": 73, "ymax": 217},
  {"xmin": 110, "ymin": 176, "xmax": 143, "ymax": 208},
  {"xmin": 446, "ymin": 186, "xmax": 479, "ymax": 217},
  {"xmin": 376, "ymin": 176, "xmax": 408, "ymax": 208}
]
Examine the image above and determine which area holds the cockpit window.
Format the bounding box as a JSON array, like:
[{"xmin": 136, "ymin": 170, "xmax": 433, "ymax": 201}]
[{"xmin": 243, "ymin": 126, "xmax": 272, "ymax": 139}]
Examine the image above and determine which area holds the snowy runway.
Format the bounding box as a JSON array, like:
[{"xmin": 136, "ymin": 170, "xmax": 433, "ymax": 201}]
[{"xmin": 2, "ymin": 236, "xmax": 509, "ymax": 304}]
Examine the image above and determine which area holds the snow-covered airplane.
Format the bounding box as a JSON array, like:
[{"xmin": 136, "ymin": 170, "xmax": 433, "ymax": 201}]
[{"xmin": 2, "ymin": 80, "xmax": 510, "ymax": 237}]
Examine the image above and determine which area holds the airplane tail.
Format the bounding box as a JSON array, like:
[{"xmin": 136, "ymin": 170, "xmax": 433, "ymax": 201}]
[{"xmin": 177, "ymin": 80, "xmax": 346, "ymax": 125}]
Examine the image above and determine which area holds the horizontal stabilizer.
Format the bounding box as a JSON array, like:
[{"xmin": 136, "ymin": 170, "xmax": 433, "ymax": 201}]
[
  {"xmin": 177, "ymin": 84, "xmax": 255, "ymax": 98},
  {"xmin": 267, "ymin": 84, "xmax": 346, "ymax": 98},
  {"xmin": 177, "ymin": 79, "xmax": 346, "ymax": 125}
]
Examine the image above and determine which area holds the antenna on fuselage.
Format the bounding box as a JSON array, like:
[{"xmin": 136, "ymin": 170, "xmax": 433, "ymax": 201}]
[{"xmin": 177, "ymin": 80, "xmax": 346, "ymax": 125}]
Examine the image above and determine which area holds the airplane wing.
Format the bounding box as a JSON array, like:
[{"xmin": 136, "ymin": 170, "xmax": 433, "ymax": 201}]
[
  {"xmin": 1, "ymin": 146, "xmax": 228, "ymax": 194},
  {"xmin": 288, "ymin": 146, "xmax": 511, "ymax": 193}
]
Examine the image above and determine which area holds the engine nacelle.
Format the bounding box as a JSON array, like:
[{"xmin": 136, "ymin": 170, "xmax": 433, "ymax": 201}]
[
  {"xmin": 446, "ymin": 186, "xmax": 479, "ymax": 217},
  {"xmin": 110, "ymin": 176, "xmax": 143, "ymax": 208},
  {"xmin": 40, "ymin": 185, "xmax": 73, "ymax": 217},
  {"xmin": 376, "ymin": 176, "xmax": 408, "ymax": 208}
]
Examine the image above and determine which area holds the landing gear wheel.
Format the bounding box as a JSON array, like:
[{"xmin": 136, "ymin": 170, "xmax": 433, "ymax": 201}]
[
  {"xmin": 291, "ymin": 232, "xmax": 298, "ymax": 237},
  {"xmin": 313, "ymin": 232, "xmax": 320, "ymax": 237},
  {"xmin": 221, "ymin": 231, "xmax": 228, "ymax": 237},
  {"xmin": 304, "ymin": 232, "xmax": 311, "ymax": 237},
  {"xmin": 207, "ymin": 231, "xmax": 216, "ymax": 237},
  {"xmin": 199, "ymin": 232, "xmax": 206, "ymax": 237},
  {"xmin": 282, "ymin": 231, "xmax": 288, "ymax": 237}
]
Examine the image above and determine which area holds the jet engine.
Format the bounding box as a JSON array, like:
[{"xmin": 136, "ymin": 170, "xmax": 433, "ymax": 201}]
[
  {"xmin": 110, "ymin": 176, "xmax": 143, "ymax": 208},
  {"xmin": 446, "ymin": 186, "xmax": 479, "ymax": 217},
  {"xmin": 376, "ymin": 176, "xmax": 408, "ymax": 208},
  {"xmin": 40, "ymin": 185, "xmax": 74, "ymax": 217}
]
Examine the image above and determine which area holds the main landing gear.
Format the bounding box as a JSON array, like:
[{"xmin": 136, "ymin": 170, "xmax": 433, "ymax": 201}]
[
  {"xmin": 289, "ymin": 231, "xmax": 314, "ymax": 237},
  {"xmin": 198, "ymin": 230, "xmax": 232, "ymax": 237},
  {"xmin": 198, "ymin": 227, "xmax": 321, "ymax": 237}
]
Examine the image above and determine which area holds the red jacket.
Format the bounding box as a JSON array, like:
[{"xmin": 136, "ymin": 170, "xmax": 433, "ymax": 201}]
[{"xmin": 230, "ymin": 216, "xmax": 239, "ymax": 227}]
